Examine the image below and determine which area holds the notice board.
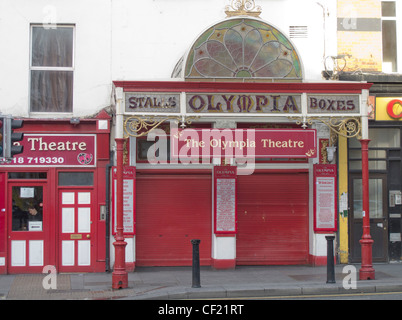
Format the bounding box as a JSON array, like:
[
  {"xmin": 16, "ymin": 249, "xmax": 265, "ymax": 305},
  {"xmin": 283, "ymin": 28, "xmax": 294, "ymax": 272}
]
[
  {"xmin": 313, "ymin": 164, "xmax": 337, "ymax": 232},
  {"xmin": 112, "ymin": 166, "xmax": 136, "ymax": 235},
  {"xmin": 214, "ymin": 166, "xmax": 237, "ymax": 234}
]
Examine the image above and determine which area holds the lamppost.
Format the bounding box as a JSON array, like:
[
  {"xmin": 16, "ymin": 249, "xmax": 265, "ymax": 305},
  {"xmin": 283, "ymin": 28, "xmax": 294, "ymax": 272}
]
[
  {"xmin": 359, "ymin": 90, "xmax": 375, "ymax": 280},
  {"xmin": 112, "ymin": 88, "xmax": 128, "ymax": 289},
  {"xmin": 359, "ymin": 138, "xmax": 375, "ymax": 280}
]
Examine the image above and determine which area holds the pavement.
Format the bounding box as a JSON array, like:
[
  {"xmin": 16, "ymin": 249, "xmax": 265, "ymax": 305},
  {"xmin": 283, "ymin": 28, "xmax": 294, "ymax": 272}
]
[{"xmin": 1, "ymin": 263, "xmax": 402, "ymax": 300}]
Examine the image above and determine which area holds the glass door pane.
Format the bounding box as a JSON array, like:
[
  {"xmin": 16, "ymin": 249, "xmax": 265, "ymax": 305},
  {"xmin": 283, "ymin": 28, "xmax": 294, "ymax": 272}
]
[
  {"xmin": 12, "ymin": 186, "xmax": 43, "ymax": 231},
  {"xmin": 353, "ymin": 179, "xmax": 383, "ymax": 219}
]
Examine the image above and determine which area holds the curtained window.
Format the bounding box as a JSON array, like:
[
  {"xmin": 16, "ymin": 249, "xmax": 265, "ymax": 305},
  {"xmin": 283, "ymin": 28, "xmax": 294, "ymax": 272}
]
[{"xmin": 30, "ymin": 26, "xmax": 74, "ymax": 113}]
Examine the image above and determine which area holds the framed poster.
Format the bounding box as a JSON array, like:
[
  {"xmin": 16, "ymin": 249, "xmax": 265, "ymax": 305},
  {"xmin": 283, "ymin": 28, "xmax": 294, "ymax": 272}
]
[
  {"xmin": 313, "ymin": 164, "xmax": 337, "ymax": 232},
  {"xmin": 214, "ymin": 166, "xmax": 237, "ymax": 234},
  {"xmin": 112, "ymin": 166, "xmax": 136, "ymax": 235}
]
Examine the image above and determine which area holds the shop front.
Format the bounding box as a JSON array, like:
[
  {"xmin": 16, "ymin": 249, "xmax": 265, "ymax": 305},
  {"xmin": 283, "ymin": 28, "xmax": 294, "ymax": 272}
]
[
  {"xmin": 112, "ymin": 81, "xmax": 371, "ymax": 269},
  {"xmin": 0, "ymin": 112, "xmax": 110, "ymax": 274},
  {"xmin": 348, "ymin": 96, "xmax": 402, "ymax": 263}
]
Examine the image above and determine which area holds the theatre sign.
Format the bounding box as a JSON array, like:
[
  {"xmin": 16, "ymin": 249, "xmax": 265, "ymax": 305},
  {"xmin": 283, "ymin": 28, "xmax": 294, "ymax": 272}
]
[
  {"xmin": 3, "ymin": 134, "xmax": 96, "ymax": 167},
  {"xmin": 115, "ymin": 81, "xmax": 371, "ymax": 156},
  {"xmin": 171, "ymin": 128, "xmax": 317, "ymax": 159},
  {"xmin": 186, "ymin": 93, "xmax": 302, "ymax": 113},
  {"xmin": 123, "ymin": 90, "xmax": 362, "ymax": 116}
]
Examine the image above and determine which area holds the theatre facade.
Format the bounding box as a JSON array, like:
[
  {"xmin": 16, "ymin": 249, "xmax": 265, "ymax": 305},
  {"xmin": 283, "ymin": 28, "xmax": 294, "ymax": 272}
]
[
  {"xmin": 111, "ymin": 15, "xmax": 372, "ymax": 269},
  {"xmin": 0, "ymin": 2, "xmax": 375, "ymax": 274}
]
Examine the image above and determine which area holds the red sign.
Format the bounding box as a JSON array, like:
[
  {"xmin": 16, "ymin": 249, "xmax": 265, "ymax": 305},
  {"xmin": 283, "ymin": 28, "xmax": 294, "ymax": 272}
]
[
  {"xmin": 214, "ymin": 166, "xmax": 237, "ymax": 234},
  {"xmin": 171, "ymin": 128, "xmax": 317, "ymax": 159},
  {"xmin": 387, "ymin": 99, "xmax": 402, "ymax": 119},
  {"xmin": 4, "ymin": 134, "xmax": 96, "ymax": 167},
  {"xmin": 313, "ymin": 164, "xmax": 338, "ymax": 232},
  {"xmin": 112, "ymin": 166, "xmax": 136, "ymax": 235}
]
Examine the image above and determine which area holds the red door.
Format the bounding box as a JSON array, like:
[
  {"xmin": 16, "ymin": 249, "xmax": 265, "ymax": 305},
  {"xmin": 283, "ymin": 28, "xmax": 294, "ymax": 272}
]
[
  {"xmin": 237, "ymin": 172, "xmax": 309, "ymax": 265},
  {"xmin": 8, "ymin": 182, "xmax": 50, "ymax": 273},
  {"xmin": 136, "ymin": 173, "xmax": 212, "ymax": 266},
  {"xmin": 58, "ymin": 189, "xmax": 96, "ymax": 272}
]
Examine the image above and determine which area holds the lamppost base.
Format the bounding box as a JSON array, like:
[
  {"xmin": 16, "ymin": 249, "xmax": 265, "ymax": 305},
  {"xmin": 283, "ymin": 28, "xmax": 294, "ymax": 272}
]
[
  {"xmin": 359, "ymin": 238, "xmax": 375, "ymax": 280},
  {"xmin": 112, "ymin": 271, "xmax": 128, "ymax": 289},
  {"xmin": 112, "ymin": 238, "xmax": 128, "ymax": 289},
  {"xmin": 359, "ymin": 268, "xmax": 375, "ymax": 280}
]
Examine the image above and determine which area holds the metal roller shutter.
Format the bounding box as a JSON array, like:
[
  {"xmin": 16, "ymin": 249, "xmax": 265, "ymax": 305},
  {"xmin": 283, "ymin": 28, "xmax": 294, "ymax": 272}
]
[
  {"xmin": 236, "ymin": 172, "xmax": 309, "ymax": 265},
  {"xmin": 136, "ymin": 173, "xmax": 212, "ymax": 266}
]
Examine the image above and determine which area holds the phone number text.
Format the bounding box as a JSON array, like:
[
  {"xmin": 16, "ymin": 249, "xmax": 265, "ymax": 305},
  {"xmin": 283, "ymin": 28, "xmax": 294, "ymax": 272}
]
[{"xmin": 10, "ymin": 157, "xmax": 65, "ymax": 165}]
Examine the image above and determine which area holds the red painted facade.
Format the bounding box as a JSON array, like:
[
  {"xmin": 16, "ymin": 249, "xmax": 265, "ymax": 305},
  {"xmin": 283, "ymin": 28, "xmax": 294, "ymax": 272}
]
[
  {"xmin": 236, "ymin": 171, "xmax": 309, "ymax": 265},
  {"xmin": 0, "ymin": 112, "xmax": 111, "ymax": 274},
  {"xmin": 114, "ymin": 80, "xmax": 372, "ymax": 269},
  {"xmin": 135, "ymin": 171, "xmax": 213, "ymax": 267}
]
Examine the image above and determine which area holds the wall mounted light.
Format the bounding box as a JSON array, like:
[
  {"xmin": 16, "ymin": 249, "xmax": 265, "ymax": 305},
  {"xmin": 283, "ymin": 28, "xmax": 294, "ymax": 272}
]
[
  {"xmin": 70, "ymin": 118, "xmax": 80, "ymax": 125},
  {"xmin": 326, "ymin": 146, "xmax": 337, "ymax": 162}
]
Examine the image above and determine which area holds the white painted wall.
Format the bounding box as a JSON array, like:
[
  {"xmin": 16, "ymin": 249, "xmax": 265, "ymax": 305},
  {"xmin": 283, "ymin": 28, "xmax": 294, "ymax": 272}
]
[
  {"xmin": 0, "ymin": 0, "xmax": 112, "ymax": 118},
  {"xmin": 0, "ymin": 0, "xmax": 338, "ymax": 118},
  {"xmin": 111, "ymin": 0, "xmax": 338, "ymax": 81}
]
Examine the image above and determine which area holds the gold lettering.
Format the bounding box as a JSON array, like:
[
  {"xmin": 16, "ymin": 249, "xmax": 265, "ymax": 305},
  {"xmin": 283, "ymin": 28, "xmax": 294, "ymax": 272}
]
[
  {"xmin": 185, "ymin": 139, "xmax": 205, "ymax": 148},
  {"xmin": 26, "ymin": 137, "xmax": 89, "ymax": 152},
  {"xmin": 57, "ymin": 142, "xmax": 66, "ymax": 151},
  {"xmin": 27, "ymin": 137, "xmax": 39, "ymax": 150},
  {"xmin": 39, "ymin": 138, "xmax": 48, "ymax": 151},
  {"xmin": 210, "ymin": 139, "xmax": 219, "ymax": 148},
  {"xmin": 261, "ymin": 139, "xmax": 304, "ymax": 148},
  {"xmin": 48, "ymin": 142, "xmax": 56, "ymax": 151}
]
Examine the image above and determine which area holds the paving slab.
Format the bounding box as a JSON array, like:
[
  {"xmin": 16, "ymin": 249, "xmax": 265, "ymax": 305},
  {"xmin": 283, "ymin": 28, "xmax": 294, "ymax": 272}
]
[{"xmin": 0, "ymin": 263, "xmax": 401, "ymax": 300}]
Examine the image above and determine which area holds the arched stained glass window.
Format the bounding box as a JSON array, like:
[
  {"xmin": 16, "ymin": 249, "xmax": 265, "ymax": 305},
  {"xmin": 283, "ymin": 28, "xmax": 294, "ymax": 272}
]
[{"xmin": 177, "ymin": 18, "xmax": 303, "ymax": 81}]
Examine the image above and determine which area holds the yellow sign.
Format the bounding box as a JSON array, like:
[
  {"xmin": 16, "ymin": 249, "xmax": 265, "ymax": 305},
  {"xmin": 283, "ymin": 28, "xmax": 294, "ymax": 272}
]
[{"xmin": 376, "ymin": 97, "xmax": 402, "ymax": 121}]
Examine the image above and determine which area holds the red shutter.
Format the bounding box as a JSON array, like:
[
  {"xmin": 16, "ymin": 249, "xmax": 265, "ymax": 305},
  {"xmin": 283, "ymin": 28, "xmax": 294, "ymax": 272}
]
[
  {"xmin": 236, "ymin": 172, "xmax": 309, "ymax": 265},
  {"xmin": 136, "ymin": 173, "xmax": 212, "ymax": 266}
]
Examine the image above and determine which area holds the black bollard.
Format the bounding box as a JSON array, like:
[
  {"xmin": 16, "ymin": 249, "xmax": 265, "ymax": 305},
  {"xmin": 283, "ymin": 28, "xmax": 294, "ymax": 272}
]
[
  {"xmin": 191, "ymin": 239, "xmax": 201, "ymax": 288},
  {"xmin": 326, "ymin": 235, "xmax": 336, "ymax": 284}
]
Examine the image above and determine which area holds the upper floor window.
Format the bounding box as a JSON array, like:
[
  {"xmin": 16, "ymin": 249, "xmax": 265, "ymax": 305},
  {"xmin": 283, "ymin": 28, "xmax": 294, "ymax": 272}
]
[
  {"xmin": 30, "ymin": 25, "xmax": 74, "ymax": 113},
  {"xmin": 382, "ymin": 1, "xmax": 397, "ymax": 73}
]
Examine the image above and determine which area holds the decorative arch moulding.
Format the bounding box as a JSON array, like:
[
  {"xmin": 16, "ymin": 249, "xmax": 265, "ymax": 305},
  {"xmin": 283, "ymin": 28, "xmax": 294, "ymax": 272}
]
[
  {"xmin": 225, "ymin": 0, "xmax": 262, "ymax": 17},
  {"xmin": 183, "ymin": 18, "xmax": 302, "ymax": 80}
]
